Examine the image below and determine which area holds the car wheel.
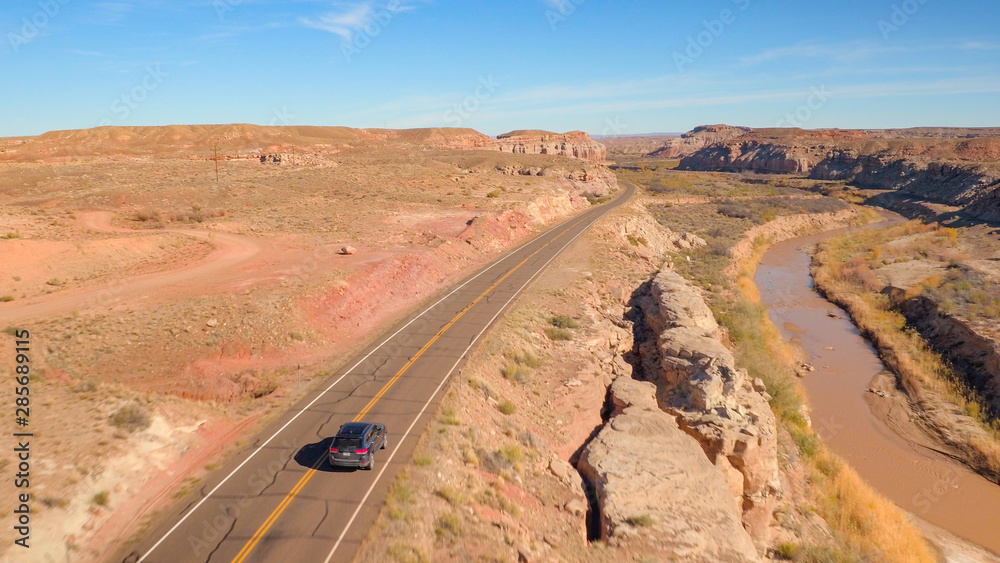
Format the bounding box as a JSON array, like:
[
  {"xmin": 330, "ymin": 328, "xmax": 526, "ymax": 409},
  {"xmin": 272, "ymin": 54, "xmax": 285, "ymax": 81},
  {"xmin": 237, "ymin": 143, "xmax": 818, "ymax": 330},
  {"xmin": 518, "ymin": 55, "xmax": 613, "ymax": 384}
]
[
  {"xmin": 366, "ymin": 454, "xmax": 375, "ymax": 470},
  {"xmin": 381, "ymin": 437, "xmax": 387, "ymax": 450}
]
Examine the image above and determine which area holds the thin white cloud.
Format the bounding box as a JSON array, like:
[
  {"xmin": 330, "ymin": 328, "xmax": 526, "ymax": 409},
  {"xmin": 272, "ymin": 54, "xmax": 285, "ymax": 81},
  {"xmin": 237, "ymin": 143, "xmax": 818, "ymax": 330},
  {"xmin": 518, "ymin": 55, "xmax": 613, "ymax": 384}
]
[
  {"xmin": 67, "ymin": 49, "xmax": 110, "ymax": 57},
  {"xmin": 739, "ymin": 41, "xmax": 912, "ymax": 66},
  {"xmin": 300, "ymin": 1, "xmax": 423, "ymax": 42},
  {"xmin": 741, "ymin": 40, "xmax": 1000, "ymax": 66}
]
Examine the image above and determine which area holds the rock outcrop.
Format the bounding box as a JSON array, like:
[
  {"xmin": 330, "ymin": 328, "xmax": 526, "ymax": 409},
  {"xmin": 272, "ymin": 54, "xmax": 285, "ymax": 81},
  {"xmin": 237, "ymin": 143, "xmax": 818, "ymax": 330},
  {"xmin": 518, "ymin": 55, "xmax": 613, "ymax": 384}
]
[
  {"xmin": 578, "ymin": 265, "xmax": 781, "ymax": 559},
  {"xmin": 634, "ymin": 269, "xmax": 781, "ymax": 547},
  {"xmin": 495, "ymin": 130, "xmax": 607, "ymax": 162},
  {"xmin": 647, "ymin": 124, "xmax": 751, "ymax": 159},
  {"xmin": 674, "ymin": 127, "xmax": 1000, "ymax": 223},
  {"xmin": 578, "ymin": 380, "xmax": 761, "ymax": 562}
]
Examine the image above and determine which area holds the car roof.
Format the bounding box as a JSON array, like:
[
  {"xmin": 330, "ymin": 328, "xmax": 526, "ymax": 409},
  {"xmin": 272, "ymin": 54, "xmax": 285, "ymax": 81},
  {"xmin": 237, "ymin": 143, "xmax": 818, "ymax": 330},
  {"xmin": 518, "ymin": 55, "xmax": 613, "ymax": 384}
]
[{"xmin": 336, "ymin": 422, "xmax": 373, "ymax": 436}]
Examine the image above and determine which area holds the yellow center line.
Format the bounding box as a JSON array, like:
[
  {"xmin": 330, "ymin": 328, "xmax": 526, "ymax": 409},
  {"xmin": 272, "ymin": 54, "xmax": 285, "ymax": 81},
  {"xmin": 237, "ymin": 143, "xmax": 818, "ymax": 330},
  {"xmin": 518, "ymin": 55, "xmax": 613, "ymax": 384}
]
[{"xmin": 229, "ymin": 215, "xmax": 585, "ymax": 563}]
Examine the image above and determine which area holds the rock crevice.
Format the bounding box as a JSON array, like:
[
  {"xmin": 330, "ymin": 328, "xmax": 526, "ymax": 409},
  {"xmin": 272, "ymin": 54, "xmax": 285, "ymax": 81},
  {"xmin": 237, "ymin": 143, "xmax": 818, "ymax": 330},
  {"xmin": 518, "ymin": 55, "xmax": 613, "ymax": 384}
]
[{"xmin": 577, "ymin": 267, "xmax": 781, "ymax": 560}]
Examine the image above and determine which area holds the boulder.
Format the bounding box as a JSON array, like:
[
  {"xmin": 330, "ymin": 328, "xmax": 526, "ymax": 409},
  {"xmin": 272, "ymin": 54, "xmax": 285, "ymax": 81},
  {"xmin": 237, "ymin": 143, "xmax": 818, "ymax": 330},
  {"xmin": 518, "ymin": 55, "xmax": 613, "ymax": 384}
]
[{"xmin": 578, "ymin": 402, "xmax": 760, "ymax": 562}]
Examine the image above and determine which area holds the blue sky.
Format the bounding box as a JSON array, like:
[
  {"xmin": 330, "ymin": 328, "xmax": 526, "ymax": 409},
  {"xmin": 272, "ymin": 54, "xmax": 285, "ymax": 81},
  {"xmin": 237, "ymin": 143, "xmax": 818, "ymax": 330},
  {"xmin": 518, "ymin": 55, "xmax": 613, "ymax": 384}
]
[{"xmin": 1, "ymin": 0, "xmax": 998, "ymax": 137}]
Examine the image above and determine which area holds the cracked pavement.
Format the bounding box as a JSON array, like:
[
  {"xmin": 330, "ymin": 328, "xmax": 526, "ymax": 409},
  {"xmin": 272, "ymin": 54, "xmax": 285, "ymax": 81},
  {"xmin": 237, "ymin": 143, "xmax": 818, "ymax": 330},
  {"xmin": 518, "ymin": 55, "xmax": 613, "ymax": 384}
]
[{"xmin": 119, "ymin": 185, "xmax": 634, "ymax": 563}]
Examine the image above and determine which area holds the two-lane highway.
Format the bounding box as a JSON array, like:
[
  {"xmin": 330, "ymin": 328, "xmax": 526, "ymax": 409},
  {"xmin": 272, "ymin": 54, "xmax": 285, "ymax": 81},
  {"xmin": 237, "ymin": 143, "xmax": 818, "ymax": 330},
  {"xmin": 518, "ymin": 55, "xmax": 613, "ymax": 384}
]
[{"xmin": 122, "ymin": 183, "xmax": 634, "ymax": 563}]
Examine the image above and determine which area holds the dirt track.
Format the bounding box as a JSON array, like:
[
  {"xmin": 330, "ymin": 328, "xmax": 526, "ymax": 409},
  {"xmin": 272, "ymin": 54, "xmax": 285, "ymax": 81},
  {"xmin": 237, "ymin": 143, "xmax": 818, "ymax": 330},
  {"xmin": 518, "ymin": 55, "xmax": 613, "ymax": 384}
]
[{"xmin": 2, "ymin": 212, "xmax": 263, "ymax": 325}]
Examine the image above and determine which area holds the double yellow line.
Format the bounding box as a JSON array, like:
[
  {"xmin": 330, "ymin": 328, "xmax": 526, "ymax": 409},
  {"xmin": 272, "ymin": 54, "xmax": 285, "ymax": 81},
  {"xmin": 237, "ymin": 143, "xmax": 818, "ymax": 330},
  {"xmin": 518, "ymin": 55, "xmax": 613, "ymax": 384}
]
[{"xmin": 229, "ymin": 215, "xmax": 584, "ymax": 563}]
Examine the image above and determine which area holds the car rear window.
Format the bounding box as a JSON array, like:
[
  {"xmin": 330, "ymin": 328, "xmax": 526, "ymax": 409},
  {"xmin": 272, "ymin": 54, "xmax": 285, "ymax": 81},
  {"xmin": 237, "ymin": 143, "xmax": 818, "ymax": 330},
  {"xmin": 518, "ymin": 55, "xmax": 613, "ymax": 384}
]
[{"xmin": 333, "ymin": 437, "xmax": 361, "ymax": 450}]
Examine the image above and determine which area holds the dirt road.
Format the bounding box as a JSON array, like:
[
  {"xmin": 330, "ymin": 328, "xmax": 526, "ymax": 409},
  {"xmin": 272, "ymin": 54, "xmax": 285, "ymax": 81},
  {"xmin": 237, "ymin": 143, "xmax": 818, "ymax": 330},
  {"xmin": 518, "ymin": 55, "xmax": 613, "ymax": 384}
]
[{"xmin": 2, "ymin": 212, "xmax": 263, "ymax": 325}]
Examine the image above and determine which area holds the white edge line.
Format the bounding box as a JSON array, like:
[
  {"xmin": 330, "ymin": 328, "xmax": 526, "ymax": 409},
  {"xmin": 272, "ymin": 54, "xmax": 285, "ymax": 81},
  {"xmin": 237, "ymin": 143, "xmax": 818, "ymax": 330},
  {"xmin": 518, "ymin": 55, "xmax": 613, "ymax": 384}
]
[
  {"xmin": 135, "ymin": 213, "xmax": 568, "ymax": 562},
  {"xmin": 323, "ymin": 191, "xmax": 625, "ymax": 562}
]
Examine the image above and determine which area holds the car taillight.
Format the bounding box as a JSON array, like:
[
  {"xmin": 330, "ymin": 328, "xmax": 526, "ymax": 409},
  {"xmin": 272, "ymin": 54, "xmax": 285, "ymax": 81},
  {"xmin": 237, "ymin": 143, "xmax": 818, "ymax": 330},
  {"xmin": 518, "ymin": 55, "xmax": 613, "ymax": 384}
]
[
  {"xmin": 329, "ymin": 448, "xmax": 338, "ymax": 452},
  {"xmin": 355, "ymin": 448, "xmax": 368, "ymax": 454}
]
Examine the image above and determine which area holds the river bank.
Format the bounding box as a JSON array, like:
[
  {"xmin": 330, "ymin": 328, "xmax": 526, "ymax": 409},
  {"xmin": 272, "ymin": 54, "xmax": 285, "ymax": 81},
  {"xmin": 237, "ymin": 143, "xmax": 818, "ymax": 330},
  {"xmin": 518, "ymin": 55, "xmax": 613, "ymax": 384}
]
[{"xmin": 756, "ymin": 215, "xmax": 1000, "ymax": 559}]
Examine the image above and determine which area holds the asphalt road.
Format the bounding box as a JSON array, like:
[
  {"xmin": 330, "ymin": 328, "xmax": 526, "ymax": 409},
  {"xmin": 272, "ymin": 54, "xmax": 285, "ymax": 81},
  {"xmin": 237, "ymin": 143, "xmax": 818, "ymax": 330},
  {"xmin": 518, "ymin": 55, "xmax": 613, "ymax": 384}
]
[{"xmin": 121, "ymin": 183, "xmax": 635, "ymax": 563}]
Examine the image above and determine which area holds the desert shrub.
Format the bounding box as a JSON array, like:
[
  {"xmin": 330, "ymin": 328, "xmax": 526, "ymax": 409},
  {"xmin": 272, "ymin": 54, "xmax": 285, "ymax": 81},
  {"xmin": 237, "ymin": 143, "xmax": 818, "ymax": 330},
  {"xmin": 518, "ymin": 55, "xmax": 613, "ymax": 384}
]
[
  {"xmin": 505, "ymin": 349, "xmax": 542, "ymax": 368},
  {"xmin": 501, "ymin": 363, "xmax": 530, "ymax": 383},
  {"xmin": 549, "ymin": 314, "xmax": 579, "ymax": 329},
  {"xmin": 497, "ymin": 400, "xmax": 516, "ymax": 415},
  {"xmin": 91, "ymin": 491, "xmax": 109, "ymax": 506},
  {"xmin": 544, "ymin": 327, "xmax": 573, "ymax": 341},
  {"xmin": 108, "ymin": 404, "xmax": 151, "ymax": 433},
  {"xmin": 517, "ymin": 430, "xmax": 544, "ymax": 449},
  {"xmin": 435, "ymin": 486, "xmax": 464, "ymax": 506},
  {"xmin": 625, "ymin": 514, "xmax": 654, "ymax": 527},
  {"xmin": 775, "ymin": 542, "xmax": 801, "ymax": 560},
  {"xmin": 435, "ymin": 512, "xmax": 463, "ymax": 538},
  {"xmin": 501, "ymin": 444, "xmax": 523, "ymax": 464},
  {"xmin": 478, "ymin": 449, "xmax": 515, "ymax": 474},
  {"xmin": 439, "ymin": 407, "xmax": 460, "ymax": 426},
  {"xmin": 386, "ymin": 544, "xmax": 428, "ymax": 563},
  {"xmin": 626, "ymin": 234, "xmax": 648, "ymax": 247},
  {"xmin": 0, "ymin": 295, "xmax": 13, "ymax": 302},
  {"xmin": 73, "ymin": 380, "xmax": 98, "ymax": 393}
]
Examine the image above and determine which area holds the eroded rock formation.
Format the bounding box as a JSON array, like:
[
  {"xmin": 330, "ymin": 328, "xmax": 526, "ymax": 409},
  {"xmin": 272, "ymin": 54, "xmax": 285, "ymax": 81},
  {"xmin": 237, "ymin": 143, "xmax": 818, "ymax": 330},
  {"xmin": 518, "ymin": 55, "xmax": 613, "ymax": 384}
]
[
  {"xmin": 578, "ymin": 379, "xmax": 761, "ymax": 562},
  {"xmin": 635, "ymin": 269, "xmax": 781, "ymax": 545},
  {"xmin": 578, "ymin": 266, "xmax": 780, "ymax": 560},
  {"xmin": 495, "ymin": 130, "xmax": 607, "ymax": 162}
]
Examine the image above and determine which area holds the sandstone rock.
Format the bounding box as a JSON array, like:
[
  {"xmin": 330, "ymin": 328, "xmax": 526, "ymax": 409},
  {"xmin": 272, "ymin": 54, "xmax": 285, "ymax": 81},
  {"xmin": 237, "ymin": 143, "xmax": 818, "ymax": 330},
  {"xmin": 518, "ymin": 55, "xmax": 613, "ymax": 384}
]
[
  {"xmin": 548, "ymin": 457, "xmax": 575, "ymax": 484},
  {"xmin": 634, "ymin": 266, "xmax": 781, "ymax": 549},
  {"xmin": 578, "ymin": 403, "xmax": 760, "ymax": 562},
  {"xmin": 495, "ymin": 130, "xmax": 607, "ymax": 162},
  {"xmin": 340, "ymin": 246, "xmax": 357, "ymax": 255},
  {"xmin": 608, "ymin": 378, "xmax": 659, "ymax": 416}
]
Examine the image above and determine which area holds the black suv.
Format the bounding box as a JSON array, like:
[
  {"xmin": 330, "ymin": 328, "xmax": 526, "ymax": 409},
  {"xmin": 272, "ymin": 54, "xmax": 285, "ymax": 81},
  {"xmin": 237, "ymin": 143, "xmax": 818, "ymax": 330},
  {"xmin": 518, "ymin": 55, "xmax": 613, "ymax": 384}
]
[{"xmin": 328, "ymin": 422, "xmax": 387, "ymax": 470}]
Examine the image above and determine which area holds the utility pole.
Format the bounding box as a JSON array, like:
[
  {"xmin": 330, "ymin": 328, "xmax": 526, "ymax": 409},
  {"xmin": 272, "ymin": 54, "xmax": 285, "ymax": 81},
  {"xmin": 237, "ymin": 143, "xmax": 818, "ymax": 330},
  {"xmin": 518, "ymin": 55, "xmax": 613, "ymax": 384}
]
[{"xmin": 213, "ymin": 145, "xmax": 220, "ymax": 183}]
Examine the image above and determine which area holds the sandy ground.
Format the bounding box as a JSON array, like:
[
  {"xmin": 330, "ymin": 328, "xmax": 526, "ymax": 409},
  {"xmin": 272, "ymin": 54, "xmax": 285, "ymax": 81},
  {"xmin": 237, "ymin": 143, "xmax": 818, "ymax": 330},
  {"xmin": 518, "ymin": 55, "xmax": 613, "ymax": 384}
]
[{"xmin": 0, "ymin": 143, "xmax": 615, "ymax": 562}]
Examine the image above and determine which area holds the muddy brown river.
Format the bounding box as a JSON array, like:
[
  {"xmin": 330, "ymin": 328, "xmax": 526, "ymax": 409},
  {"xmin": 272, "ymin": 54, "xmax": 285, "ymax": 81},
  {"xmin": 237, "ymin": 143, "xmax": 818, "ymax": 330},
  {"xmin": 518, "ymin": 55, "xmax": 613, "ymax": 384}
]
[{"xmin": 755, "ymin": 218, "xmax": 1000, "ymax": 557}]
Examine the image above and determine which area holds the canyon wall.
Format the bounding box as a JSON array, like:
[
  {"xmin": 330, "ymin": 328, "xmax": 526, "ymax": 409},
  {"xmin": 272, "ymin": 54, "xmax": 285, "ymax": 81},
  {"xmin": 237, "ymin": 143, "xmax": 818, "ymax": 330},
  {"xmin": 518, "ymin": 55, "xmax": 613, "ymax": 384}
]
[
  {"xmin": 888, "ymin": 289, "xmax": 1000, "ymax": 413},
  {"xmin": 675, "ymin": 130, "xmax": 1000, "ymax": 223}
]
